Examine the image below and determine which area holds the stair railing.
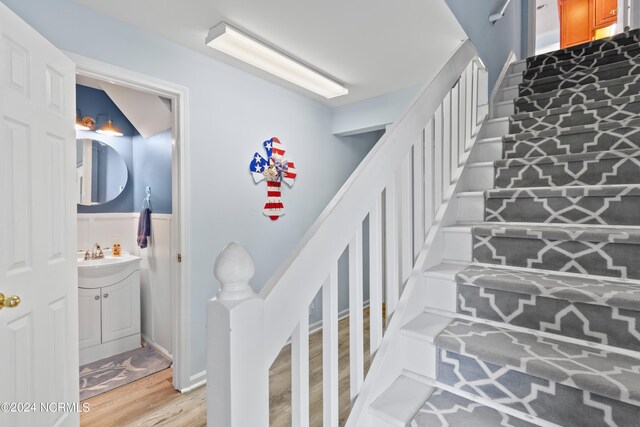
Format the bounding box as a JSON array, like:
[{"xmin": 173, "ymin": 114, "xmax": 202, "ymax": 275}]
[{"xmin": 207, "ymin": 39, "xmax": 488, "ymax": 427}]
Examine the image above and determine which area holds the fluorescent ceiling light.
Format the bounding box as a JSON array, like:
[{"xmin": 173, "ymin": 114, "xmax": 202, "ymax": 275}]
[{"xmin": 206, "ymin": 22, "xmax": 348, "ymax": 99}]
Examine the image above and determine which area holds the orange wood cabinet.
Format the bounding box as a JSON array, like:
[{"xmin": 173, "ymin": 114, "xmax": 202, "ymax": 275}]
[
  {"xmin": 559, "ymin": 0, "xmax": 592, "ymax": 48},
  {"xmin": 594, "ymin": 0, "xmax": 618, "ymax": 28},
  {"xmin": 559, "ymin": 0, "xmax": 619, "ymax": 49}
]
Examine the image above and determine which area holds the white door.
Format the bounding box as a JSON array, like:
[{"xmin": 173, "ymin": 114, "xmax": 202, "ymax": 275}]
[{"xmin": 0, "ymin": 3, "xmax": 78, "ymax": 427}]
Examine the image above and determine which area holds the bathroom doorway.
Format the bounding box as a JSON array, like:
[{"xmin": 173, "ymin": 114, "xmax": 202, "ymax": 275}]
[{"xmin": 70, "ymin": 53, "xmax": 191, "ymax": 405}]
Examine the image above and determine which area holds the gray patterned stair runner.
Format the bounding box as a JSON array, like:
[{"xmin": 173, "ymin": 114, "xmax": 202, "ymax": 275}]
[{"xmin": 413, "ymin": 31, "xmax": 640, "ymax": 426}]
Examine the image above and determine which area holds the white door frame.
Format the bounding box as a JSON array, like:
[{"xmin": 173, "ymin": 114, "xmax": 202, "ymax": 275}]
[
  {"xmin": 66, "ymin": 52, "xmax": 192, "ymax": 392},
  {"xmin": 526, "ymin": 0, "xmax": 536, "ymax": 57}
]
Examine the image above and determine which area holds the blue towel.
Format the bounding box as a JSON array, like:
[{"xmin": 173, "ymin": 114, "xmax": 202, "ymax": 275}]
[{"xmin": 137, "ymin": 207, "xmax": 152, "ymax": 248}]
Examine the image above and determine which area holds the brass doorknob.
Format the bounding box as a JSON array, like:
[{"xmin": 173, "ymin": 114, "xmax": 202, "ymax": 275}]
[{"xmin": 0, "ymin": 293, "xmax": 21, "ymax": 310}]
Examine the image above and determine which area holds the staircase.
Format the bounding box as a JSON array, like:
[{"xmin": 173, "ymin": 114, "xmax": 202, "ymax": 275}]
[{"xmin": 369, "ymin": 31, "xmax": 640, "ymax": 426}]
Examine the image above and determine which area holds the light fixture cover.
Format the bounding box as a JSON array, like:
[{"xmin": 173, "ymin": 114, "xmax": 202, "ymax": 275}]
[
  {"xmin": 97, "ymin": 119, "xmax": 123, "ymax": 137},
  {"xmin": 205, "ymin": 22, "xmax": 348, "ymax": 99}
]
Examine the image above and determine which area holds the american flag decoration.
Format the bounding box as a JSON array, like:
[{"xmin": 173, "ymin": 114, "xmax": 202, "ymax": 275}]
[{"xmin": 249, "ymin": 137, "xmax": 297, "ymax": 220}]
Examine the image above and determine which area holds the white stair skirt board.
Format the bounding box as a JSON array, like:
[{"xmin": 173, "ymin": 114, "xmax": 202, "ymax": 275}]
[
  {"xmin": 441, "ymin": 225, "xmax": 473, "ymax": 263},
  {"xmin": 400, "ymin": 312, "xmax": 453, "ymax": 379},
  {"xmin": 456, "ymin": 191, "xmax": 484, "ymax": 223},
  {"xmin": 482, "ymin": 117, "xmax": 509, "ymax": 138},
  {"xmin": 470, "ymin": 137, "xmax": 503, "ymax": 163},
  {"xmin": 495, "ymin": 85, "xmax": 519, "ymax": 103},
  {"xmin": 465, "ymin": 162, "xmax": 494, "ymax": 191},
  {"xmin": 369, "ymin": 375, "xmax": 436, "ymax": 427},
  {"xmin": 492, "ymin": 99, "xmax": 515, "ymax": 118}
]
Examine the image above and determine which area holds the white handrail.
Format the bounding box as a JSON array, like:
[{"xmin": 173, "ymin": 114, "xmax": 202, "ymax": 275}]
[
  {"xmin": 208, "ymin": 38, "xmax": 488, "ymax": 427},
  {"xmin": 489, "ymin": 0, "xmax": 512, "ymax": 23}
]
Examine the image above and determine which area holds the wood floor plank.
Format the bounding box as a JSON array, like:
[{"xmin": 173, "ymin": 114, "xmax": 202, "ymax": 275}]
[{"xmin": 81, "ymin": 308, "xmax": 374, "ymax": 427}]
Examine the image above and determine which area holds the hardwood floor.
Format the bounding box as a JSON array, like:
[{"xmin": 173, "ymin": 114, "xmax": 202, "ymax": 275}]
[{"xmin": 81, "ymin": 309, "xmax": 373, "ymax": 427}]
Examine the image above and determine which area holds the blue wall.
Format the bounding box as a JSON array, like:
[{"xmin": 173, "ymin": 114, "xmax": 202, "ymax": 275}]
[
  {"xmin": 445, "ymin": 0, "xmax": 526, "ymax": 91},
  {"xmin": 76, "ymin": 85, "xmax": 173, "ymax": 214},
  {"xmin": 77, "ymin": 85, "xmax": 135, "ymax": 213},
  {"xmin": 133, "ymin": 131, "xmax": 173, "ymax": 214}
]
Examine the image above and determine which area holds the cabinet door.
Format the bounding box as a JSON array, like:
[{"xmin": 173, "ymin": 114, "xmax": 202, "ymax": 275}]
[
  {"xmin": 594, "ymin": 0, "xmax": 618, "ymax": 28},
  {"xmin": 101, "ymin": 272, "xmax": 141, "ymax": 343},
  {"xmin": 560, "ymin": 0, "xmax": 593, "ymax": 48},
  {"xmin": 79, "ymin": 288, "xmax": 102, "ymax": 350}
]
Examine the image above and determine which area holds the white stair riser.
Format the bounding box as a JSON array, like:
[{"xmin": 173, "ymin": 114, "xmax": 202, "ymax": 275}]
[
  {"xmin": 466, "ymin": 164, "xmax": 494, "ymax": 191},
  {"xmin": 369, "ymin": 417, "xmax": 397, "ymax": 427},
  {"xmin": 481, "ymin": 119, "xmax": 509, "ymax": 138},
  {"xmin": 423, "ymin": 276, "xmax": 457, "ymax": 312},
  {"xmin": 457, "ymin": 194, "xmax": 484, "ymax": 222},
  {"xmin": 471, "ymin": 140, "xmax": 503, "ymax": 163},
  {"xmin": 492, "ymin": 101, "xmax": 515, "ymax": 118},
  {"xmin": 511, "ymin": 60, "xmax": 526, "ymax": 74},
  {"xmin": 495, "ymin": 85, "xmax": 518, "ymax": 103},
  {"xmin": 401, "ymin": 336, "xmax": 438, "ymax": 379},
  {"xmin": 504, "ymin": 72, "xmax": 523, "ymax": 88},
  {"xmin": 442, "ymin": 229, "xmax": 472, "ymax": 262}
]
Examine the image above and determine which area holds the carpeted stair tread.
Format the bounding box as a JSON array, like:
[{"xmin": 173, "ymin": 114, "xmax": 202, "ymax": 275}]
[
  {"xmin": 502, "ymin": 122, "xmax": 640, "ymax": 159},
  {"xmin": 414, "ymin": 388, "xmax": 537, "ymax": 427},
  {"xmin": 516, "ymin": 74, "xmax": 640, "ymax": 114},
  {"xmin": 502, "ymin": 116, "xmax": 640, "ymax": 142},
  {"xmin": 509, "ymin": 95, "xmax": 640, "ymax": 134},
  {"xmin": 511, "ymin": 94, "xmax": 640, "ymax": 122},
  {"xmin": 484, "ymin": 184, "xmax": 640, "ymax": 225},
  {"xmin": 436, "ymin": 318, "xmax": 640, "ymax": 406},
  {"xmin": 527, "ymin": 29, "xmax": 640, "ymax": 69},
  {"xmin": 473, "ymin": 222, "xmax": 640, "ymax": 244},
  {"xmin": 524, "ymin": 43, "xmax": 640, "ymax": 82},
  {"xmin": 519, "ymin": 58, "xmax": 640, "ymax": 97},
  {"xmin": 496, "ymin": 147, "xmax": 640, "ymax": 168},
  {"xmin": 456, "ymin": 264, "xmax": 640, "ymax": 311},
  {"xmin": 495, "ymin": 148, "xmax": 640, "ymax": 188},
  {"xmin": 486, "ymin": 183, "xmax": 640, "ymax": 199}
]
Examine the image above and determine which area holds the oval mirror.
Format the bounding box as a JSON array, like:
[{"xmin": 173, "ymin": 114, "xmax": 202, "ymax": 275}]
[{"xmin": 76, "ymin": 139, "xmax": 128, "ymax": 206}]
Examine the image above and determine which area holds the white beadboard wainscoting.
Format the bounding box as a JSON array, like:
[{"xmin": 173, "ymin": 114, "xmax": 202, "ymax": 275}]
[{"xmin": 78, "ymin": 213, "xmax": 174, "ymax": 356}]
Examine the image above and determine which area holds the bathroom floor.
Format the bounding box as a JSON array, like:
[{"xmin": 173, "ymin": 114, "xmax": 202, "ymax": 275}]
[{"xmin": 79, "ymin": 344, "xmax": 172, "ymax": 401}]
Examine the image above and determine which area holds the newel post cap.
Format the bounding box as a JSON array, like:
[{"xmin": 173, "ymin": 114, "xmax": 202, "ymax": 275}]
[{"xmin": 214, "ymin": 242, "xmax": 256, "ymax": 301}]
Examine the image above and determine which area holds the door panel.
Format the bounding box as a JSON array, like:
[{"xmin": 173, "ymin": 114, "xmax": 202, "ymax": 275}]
[
  {"xmin": 594, "ymin": 0, "xmax": 618, "ymax": 27},
  {"xmin": 0, "ymin": 3, "xmax": 78, "ymax": 427},
  {"xmin": 78, "ymin": 288, "xmax": 100, "ymax": 350},
  {"xmin": 102, "ymin": 272, "xmax": 140, "ymax": 343},
  {"xmin": 560, "ymin": 0, "xmax": 593, "ymax": 48}
]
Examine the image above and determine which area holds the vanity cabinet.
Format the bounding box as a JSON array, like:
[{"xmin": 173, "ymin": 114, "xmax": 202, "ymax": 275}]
[{"xmin": 78, "ymin": 256, "xmax": 141, "ymax": 365}]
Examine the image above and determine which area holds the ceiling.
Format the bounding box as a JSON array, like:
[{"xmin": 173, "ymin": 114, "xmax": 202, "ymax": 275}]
[
  {"xmin": 73, "ymin": 0, "xmax": 466, "ymax": 107},
  {"xmin": 536, "ymin": 0, "xmax": 559, "ymax": 34}
]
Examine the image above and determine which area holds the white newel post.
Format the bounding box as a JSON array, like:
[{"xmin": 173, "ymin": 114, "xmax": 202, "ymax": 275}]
[{"xmin": 207, "ymin": 242, "xmax": 269, "ymax": 427}]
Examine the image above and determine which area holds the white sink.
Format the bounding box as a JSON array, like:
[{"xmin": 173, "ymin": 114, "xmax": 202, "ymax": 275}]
[{"xmin": 77, "ymin": 254, "xmax": 141, "ymax": 289}]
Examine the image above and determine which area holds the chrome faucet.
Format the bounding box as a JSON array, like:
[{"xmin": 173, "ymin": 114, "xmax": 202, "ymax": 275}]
[{"xmin": 90, "ymin": 243, "xmax": 104, "ymax": 260}]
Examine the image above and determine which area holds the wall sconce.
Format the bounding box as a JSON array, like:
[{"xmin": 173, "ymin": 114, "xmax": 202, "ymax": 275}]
[
  {"xmin": 97, "ymin": 119, "xmax": 124, "ymax": 137},
  {"xmin": 75, "ymin": 111, "xmax": 123, "ymax": 137},
  {"xmin": 75, "ymin": 110, "xmax": 96, "ymax": 131}
]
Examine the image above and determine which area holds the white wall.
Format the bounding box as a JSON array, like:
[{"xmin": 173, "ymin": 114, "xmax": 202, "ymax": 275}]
[
  {"xmin": 78, "ymin": 213, "xmax": 174, "ymax": 354},
  {"xmin": 331, "ymin": 86, "xmax": 421, "ymax": 136},
  {"xmin": 3, "ymin": 0, "xmax": 378, "ymax": 381}
]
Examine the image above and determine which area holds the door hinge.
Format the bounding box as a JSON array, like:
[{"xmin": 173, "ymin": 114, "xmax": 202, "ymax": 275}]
[{"xmin": 177, "ymin": 253, "xmax": 182, "ymax": 263}]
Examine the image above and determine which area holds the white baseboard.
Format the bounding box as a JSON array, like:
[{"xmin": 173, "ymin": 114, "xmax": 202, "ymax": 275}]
[
  {"xmin": 181, "ymin": 370, "xmax": 207, "ymax": 393},
  {"xmin": 142, "ymin": 334, "xmax": 173, "ymax": 360}
]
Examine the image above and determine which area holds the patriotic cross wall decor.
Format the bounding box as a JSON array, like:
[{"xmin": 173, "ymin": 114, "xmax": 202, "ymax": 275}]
[{"xmin": 249, "ymin": 137, "xmax": 297, "ymax": 220}]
